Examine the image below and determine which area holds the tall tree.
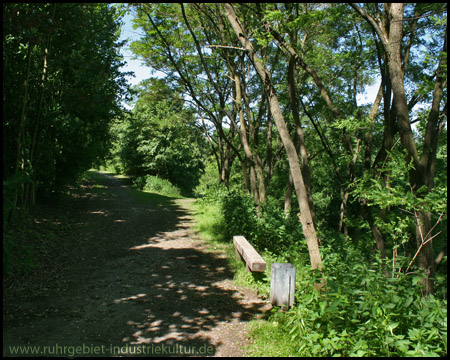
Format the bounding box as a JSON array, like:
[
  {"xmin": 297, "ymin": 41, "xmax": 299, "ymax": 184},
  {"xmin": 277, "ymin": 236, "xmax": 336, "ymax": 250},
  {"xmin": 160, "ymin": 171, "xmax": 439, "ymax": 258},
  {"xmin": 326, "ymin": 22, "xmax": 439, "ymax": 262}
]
[
  {"xmin": 126, "ymin": 2, "xmax": 446, "ymax": 295},
  {"xmin": 3, "ymin": 3, "xmax": 129, "ymax": 214},
  {"xmin": 111, "ymin": 78, "xmax": 206, "ymax": 191},
  {"xmin": 351, "ymin": 3, "xmax": 447, "ymax": 294},
  {"xmin": 132, "ymin": 3, "xmax": 241, "ymax": 189},
  {"xmin": 223, "ymin": 3, "xmax": 323, "ymax": 271}
]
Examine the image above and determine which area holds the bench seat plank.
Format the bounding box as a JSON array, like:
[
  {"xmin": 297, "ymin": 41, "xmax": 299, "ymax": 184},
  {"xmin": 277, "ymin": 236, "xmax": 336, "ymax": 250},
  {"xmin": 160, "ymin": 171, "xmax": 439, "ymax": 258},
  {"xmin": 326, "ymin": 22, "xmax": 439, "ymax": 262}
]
[{"xmin": 233, "ymin": 235, "xmax": 266, "ymax": 272}]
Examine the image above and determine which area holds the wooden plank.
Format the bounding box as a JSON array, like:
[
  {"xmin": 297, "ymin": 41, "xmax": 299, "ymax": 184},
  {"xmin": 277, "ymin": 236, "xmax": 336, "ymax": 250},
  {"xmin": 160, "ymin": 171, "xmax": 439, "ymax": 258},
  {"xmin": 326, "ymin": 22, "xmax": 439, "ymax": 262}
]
[{"xmin": 233, "ymin": 235, "xmax": 266, "ymax": 272}]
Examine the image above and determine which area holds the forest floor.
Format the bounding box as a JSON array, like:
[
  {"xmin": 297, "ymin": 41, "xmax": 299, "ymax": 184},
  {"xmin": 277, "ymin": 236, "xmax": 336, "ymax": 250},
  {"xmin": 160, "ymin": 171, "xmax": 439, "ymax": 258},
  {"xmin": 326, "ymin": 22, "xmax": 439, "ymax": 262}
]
[{"xmin": 3, "ymin": 171, "xmax": 271, "ymax": 357}]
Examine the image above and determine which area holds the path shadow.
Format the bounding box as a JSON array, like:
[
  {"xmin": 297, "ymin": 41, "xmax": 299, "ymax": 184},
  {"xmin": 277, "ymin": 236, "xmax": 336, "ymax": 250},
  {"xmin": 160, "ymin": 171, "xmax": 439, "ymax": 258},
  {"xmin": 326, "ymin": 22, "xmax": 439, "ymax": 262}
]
[
  {"xmin": 3, "ymin": 171, "xmax": 266, "ymax": 357},
  {"xmin": 76, "ymin": 245, "xmax": 262, "ymax": 357}
]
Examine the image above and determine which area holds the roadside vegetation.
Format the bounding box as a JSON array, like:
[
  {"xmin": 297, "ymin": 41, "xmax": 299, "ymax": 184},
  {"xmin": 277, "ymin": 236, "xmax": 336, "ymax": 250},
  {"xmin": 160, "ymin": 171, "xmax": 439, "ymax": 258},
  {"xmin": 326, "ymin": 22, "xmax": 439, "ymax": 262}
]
[
  {"xmin": 122, "ymin": 4, "xmax": 447, "ymax": 355},
  {"xmin": 4, "ymin": 3, "xmax": 446, "ymax": 357},
  {"xmin": 3, "ymin": 3, "xmax": 129, "ymax": 274},
  {"xmin": 192, "ymin": 169, "xmax": 447, "ymax": 356}
]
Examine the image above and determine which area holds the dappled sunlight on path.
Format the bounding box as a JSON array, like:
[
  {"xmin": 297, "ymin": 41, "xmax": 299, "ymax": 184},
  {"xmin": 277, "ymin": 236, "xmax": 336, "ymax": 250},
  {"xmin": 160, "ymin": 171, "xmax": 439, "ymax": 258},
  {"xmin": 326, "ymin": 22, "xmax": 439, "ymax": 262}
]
[{"xmin": 3, "ymin": 171, "xmax": 269, "ymax": 357}]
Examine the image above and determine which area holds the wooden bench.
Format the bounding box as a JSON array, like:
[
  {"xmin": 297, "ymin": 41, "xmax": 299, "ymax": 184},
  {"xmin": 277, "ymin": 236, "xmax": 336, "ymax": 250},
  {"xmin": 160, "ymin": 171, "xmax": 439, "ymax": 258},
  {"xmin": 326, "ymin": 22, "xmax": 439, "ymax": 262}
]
[{"xmin": 233, "ymin": 235, "xmax": 266, "ymax": 272}]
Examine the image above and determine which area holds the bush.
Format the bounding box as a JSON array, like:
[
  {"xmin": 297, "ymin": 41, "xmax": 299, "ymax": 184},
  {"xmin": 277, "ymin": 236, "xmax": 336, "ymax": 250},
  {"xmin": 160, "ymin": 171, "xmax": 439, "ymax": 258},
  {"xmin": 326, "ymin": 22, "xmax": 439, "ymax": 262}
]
[
  {"xmin": 194, "ymin": 182, "xmax": 229, "ymax": 205},
  {"xmin": 256, "ymin": 197, "xmax": 305, "ymax": 253},
  {"xmin": 221, "ymin": 190, "xmax": 258, "ymax": 241},
  {"xmin": 133, "ymin": 175, "xmax": 181, "ymax": 197},
  {"xmin": 220, "ymin": 190, "xmax": 305, "ymax": 254},
  {"xmin": 193, "ymin": 187, "xmax": 447, "ymax": 357}
]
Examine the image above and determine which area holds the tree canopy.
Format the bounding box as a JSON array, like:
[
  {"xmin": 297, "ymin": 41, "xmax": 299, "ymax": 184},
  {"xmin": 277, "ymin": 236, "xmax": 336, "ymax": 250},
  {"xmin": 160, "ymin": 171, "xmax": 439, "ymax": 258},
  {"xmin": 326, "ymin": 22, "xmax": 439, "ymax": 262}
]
[
  {"xmin": 3, "ymin": 3, "xmax": 130, "ymax": 214},
  {"xmin": 108, "ymin": 77, "xmax": 206, "ymax": 193},
  {"xmin": 125, "ymin": 3, "xmax": 446, "ymax": 295}
]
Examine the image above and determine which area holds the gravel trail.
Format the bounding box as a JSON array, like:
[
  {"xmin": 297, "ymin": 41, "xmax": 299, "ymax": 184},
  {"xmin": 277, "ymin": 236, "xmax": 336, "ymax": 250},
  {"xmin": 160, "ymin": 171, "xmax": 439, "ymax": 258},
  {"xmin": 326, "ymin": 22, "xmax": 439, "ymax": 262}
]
[{"xmin": 3, "ymin": 171, "xmax": 269, "ymax": 357}]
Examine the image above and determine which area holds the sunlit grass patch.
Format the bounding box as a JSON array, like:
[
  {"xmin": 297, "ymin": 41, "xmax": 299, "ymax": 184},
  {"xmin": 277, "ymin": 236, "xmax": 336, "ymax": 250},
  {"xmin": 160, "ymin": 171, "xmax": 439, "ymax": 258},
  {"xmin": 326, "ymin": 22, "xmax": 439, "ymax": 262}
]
[
  {"xmin": 245, "ymin": 318, "xmax": 299, "ymax": 357},
  {"xmin": 192, "ymin": 201, "xmax": 226, "ymax": 243}
]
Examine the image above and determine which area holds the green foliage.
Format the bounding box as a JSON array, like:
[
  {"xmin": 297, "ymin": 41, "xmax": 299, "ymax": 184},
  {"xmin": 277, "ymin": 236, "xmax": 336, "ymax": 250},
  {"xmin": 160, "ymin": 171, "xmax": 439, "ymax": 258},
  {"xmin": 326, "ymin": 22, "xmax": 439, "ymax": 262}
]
[
  {"xmin": 255, "ymin": 198, "xmax": 304, "ymax": 253},
  {"xmin": 351, "ymin": 147, "xmax": 447, "ymax": 260},
  {"xmin": 3, "ymin": 3, "xmax": 129, "ymax": 203},
  {"xmin": 221, "ymin": 190, "xmax": 306, "ymax": 254},
  {"xmin": 128, "ymin": 3, "xmax": 446, "ymax": 356},
  {"xmin": 3, "ymin": 3, "xmax": 131, "ymax": 274},
  {"xmin": 192, "ymin": 180, "xmax": 447, "ymax": 357},
  {"xmin": 2, "ymin": 3, "xmax": 447, "ymax": 356},
  {"xmin": 247, "ymin": 248, "xmax": 447, "ymax": 357},
  {"xmin": 221, "ymin": 191, "xmax": 258, "ymax": 240},
  {"xmin": 193, "ymin": 158, "xmax": 226, "ymax": 198},
  {"xmin": 192, "ymin": 190, "xmax": 228, "ymax": 244},
  {"xmin": 107, "ymin": 78, "xmax": 206, "ymax": 193},
  {"xmin": 194, "ymin": 184, "xmax": 447, "ymax": 357},
  {"xmin": 132, "ymin": 174, "xmax": 181, "ymax": 198}
]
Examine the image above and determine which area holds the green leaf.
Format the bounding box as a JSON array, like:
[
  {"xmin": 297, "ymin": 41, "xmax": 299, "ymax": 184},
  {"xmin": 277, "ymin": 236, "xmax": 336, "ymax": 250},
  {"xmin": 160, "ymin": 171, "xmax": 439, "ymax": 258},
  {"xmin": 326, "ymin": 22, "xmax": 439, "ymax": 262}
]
[
  {"xmin": 396, "ymin": 339, "xmax": 412, "ymax": 353},
  {"xmin": 404, "ymin": 296, "xmax": 413, "ymax": 308}
]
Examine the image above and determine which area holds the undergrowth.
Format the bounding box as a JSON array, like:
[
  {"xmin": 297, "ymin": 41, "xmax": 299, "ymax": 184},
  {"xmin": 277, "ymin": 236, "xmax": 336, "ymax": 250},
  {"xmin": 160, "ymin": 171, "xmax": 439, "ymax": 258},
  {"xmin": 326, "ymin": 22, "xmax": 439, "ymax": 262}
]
[
  {"xmin": 192, "ymin": 188, "xmax": 447, "ymax": 357},
  {"xmin": 132, "ymin": 174, "xmax": 182, "ymax": 198}
]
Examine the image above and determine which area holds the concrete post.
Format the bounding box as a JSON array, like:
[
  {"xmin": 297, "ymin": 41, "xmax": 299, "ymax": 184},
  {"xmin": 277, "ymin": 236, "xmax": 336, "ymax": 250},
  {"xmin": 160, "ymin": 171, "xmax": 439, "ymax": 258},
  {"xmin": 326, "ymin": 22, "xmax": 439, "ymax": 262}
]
[{"xmin": 270, "ymin": 263, "xmax": 296, "ymax": 307}]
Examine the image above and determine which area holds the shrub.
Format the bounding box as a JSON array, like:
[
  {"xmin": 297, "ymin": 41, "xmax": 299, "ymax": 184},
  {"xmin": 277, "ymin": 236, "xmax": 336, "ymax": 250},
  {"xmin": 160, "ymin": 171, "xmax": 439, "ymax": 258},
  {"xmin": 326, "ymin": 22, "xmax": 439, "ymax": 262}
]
[
  {"xmin": 250, "ymin": 249, "xmax": 448, "ymax": 357},
  {"xmin": 220, "ymin": 190, "xmax": 305, "ymax": 253},
  {"xmin": 255, "ymin": 197, "xmax": 304, "ymax": 253},
  {"xmin": 195, "ymin": 182, "xmax": 229, "ymax": 205},
  {"xmin": 193, "ymin": 187, "xmax": 447, "ymax": 357},
  {"xmin": 221, "ymin": 190, "xmax": 257, "ymax": 241},
  {"xmin": 133, "ymin": 175, "xmax": 181, "ymax": 197}
]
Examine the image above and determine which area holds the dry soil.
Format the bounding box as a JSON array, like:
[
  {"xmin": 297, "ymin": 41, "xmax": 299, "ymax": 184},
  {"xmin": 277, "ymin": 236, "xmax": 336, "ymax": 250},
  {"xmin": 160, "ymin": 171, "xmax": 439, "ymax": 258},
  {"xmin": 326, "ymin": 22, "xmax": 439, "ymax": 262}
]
[{"xmin": 3, "ymin": 171, "xmax": 270, "ymax": 357}]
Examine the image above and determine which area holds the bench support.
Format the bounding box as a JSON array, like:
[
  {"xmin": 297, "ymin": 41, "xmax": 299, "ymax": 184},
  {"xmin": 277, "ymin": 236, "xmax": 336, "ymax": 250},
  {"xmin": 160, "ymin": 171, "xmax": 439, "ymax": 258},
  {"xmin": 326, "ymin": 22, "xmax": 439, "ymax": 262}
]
[
  {"xmin": 233, "ymin": 235, "xmax": 266, "ymax": 272},
  {"xmin": 270, "ymin": 263, "xmax": 296, "ymax": 307}
]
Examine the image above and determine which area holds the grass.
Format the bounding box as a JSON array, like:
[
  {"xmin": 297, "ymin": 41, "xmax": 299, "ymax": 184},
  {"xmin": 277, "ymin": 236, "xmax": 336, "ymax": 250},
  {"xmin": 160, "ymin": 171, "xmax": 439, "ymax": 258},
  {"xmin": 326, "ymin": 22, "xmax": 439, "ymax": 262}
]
[
  {"xmin": 190, "ymin": 197, "xmax": 296, "ymax": 356},
  {"xmin": 192, "ymin": 201, "xmax": 226, "ymax": 243},
  {"xmin": 245, "ymin": 319, "xmax": 299, "ymax": 356},
  {"xmin": 192, "ymin": 198, "xmax": 244, "ymax": 266},
  {"xmin": 192, "ymin": 198, "xmax": 291, "ymax": 294},
  {"xmin": 129, "ymin": 185, "xmax": 180, "ymax": 207},
  {"xmin": 135, "ymin": 175, "xmax": 182, "ymax": 198}
]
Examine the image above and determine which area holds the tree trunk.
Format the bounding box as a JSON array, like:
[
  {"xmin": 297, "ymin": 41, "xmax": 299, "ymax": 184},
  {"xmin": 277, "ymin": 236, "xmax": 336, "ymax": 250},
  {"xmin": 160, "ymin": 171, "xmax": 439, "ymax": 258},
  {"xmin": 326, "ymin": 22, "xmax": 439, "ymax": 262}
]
[
  {"xmin": 243, "ymin": 82, "xmax": 267, "ymax": 204},
  {"xmin": 234, "ymin": 72, "xmax": 260, "ymax": 205},
  {"xmin": 284, "ymin": 172, "xmax": 293, "ymax": 217},
  {"xmin": 352, "ymin": 3, "xmax": 447, "ymax": 294},
  {"xmin": 224, "ymin": 3, "xmax": 322, "ymax": 271},
  {"xmin": 26, "ymin": 45, "xmax": 49, "ymax": 208},
  {"xmin": 268, "ymin": 22, "xmax": 358, "ymax": 237},
  {"xmin": 15, "ymin": 44, "xmax": 32, "ymax": 176},
  {"xmin": 10, "ymin": 42, "xmax": 33, "ymax": 216},
  {"xmin": 385, "ymin": 4, "xmax": 436, "ymax": 294},
  {"xmin": 265, "ymin": 108, "xmax": 274, "ymax": 185},
  {"xmin": 288, "ymin": 56, "xmax": 317, "ymax": 227}
]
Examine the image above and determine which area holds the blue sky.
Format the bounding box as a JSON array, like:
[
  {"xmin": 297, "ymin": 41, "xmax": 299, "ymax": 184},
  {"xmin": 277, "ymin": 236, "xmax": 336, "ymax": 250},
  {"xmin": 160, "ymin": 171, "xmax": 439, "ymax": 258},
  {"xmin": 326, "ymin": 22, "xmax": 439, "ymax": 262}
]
[{"xmin": 118, "ymin": 12, "xmax": 149, "ymax": 89}]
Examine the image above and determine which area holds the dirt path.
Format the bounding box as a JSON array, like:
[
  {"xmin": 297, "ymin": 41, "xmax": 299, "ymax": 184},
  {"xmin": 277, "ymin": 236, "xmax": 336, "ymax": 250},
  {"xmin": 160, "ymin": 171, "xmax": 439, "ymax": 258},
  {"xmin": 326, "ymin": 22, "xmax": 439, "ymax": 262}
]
[{"xmin": 3, "ymin": 171, "xmax": 269, "ymax": 357}]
